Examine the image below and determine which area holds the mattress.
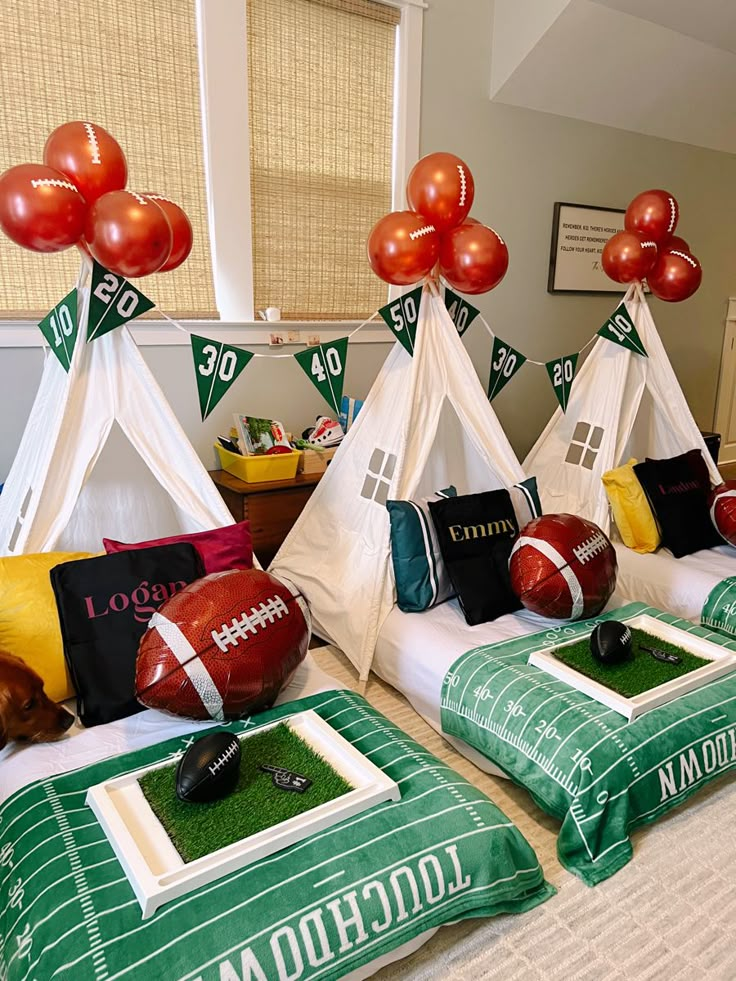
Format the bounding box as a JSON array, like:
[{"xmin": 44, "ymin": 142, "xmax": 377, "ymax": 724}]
[{"xmin": 614, "ymin": 541, "xmax": 736, "ymax": 622}]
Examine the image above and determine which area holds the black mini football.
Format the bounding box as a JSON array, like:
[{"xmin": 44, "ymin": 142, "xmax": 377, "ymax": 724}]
[
  {"xmin": 175, "ymin": 731, "xmax": 242, "ymax": 803},
  {"xmin": 590, "ymin": 620, "xmax": 633, "ymax": 665}
]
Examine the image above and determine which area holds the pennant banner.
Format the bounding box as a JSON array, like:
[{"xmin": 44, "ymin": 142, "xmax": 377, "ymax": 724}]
[
  {"xmin": 378, "ymin": 286, "xmax": 422, "ymax": 355},
  {"xmin": 87, "ymin": 260, "xmax": 155, "ymax": 341},
  {"xmin": 37, "ymin": 289, "xmax": 79, "ymax": 372},
  {"xmin": 294, "ymin": 337, "xmax": 349, "ymax": 416},
  {"xmin": 597, "ymin": 304, "xmax": 647, "ymax": 357},
  {"xmin": 546, "ymin": 353, "xmax": 579, "ymax": 412},
  {"xmin": 487, "ymin": 337, "xmax": 526, "ymax": 401},
  {"xmin": 444, "ymin": 288, "xmax": 479, "ymax": 337},
  {"xmin": 192, "ymin": 335, "xmax": 254, "ymax": 421}
]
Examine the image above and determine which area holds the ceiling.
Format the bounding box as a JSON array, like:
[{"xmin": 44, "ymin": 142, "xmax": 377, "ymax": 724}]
[{"xmin": 490, "ymin": 0, "xmax": 736, "ymax": 154}]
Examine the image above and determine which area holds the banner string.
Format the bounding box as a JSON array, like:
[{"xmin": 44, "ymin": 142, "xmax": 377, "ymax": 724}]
[{"xmin": 477, "ymin": 312, "xmax": 600, "ymax": 367}]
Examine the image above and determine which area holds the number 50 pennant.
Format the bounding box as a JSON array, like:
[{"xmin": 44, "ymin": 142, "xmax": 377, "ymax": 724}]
[
  {"xmin": 191, "ymin": 335, "xmax": 253, "ymax": 420},
  {"xmin": 294, "ymin": 337, "xmax": 349, "ymax": 416}
]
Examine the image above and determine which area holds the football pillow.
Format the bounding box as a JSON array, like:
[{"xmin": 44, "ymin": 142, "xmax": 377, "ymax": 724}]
[
  {"xmin": 709, "ymin": 481, "xmax": 736, "ymax": 547},
  {"xmin": 176, "ymin": 731, "xmax": 242, "ymax": 803},
  {"xmin": 136, "ymin": 568, "xmax": 311, "ymax": 720},
  {"xmin": 509, "ymin": 513, "xmax": 617, "ymax": 620}
]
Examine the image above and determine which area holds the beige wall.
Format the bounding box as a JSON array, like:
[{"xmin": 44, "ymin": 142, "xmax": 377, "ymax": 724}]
[{"xmin": 1, "ymin": 0, "xmax": 735, "ymax": 481}]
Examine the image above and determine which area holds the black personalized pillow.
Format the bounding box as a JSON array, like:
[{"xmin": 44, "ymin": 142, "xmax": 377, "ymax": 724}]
[
  {"xmin": 633, "ymin": 449, "xmax": 721, "ymax": 558},
  {"xmin": 429, "ymin": 489, "xmax": 522, "ymax": 625},
  {"xmin": 50, "ymin": 543, "xmax": 204, "ymax": 727}
]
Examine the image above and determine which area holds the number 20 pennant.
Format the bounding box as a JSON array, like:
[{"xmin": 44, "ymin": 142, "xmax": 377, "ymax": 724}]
[
  {"xmin": 294, "ymin": 337, "xmax": 349, "ymax": 416},
  {"xmin": 546, "ymin": 352, "xmax": 579, "ymax": 412},
  {"xmin": 87, "ymin": 260, "xmax": 154, "ymax": 341},
  {"xmin": 191, "ymin": 335, "xmax": 254, "ymax": 420}
]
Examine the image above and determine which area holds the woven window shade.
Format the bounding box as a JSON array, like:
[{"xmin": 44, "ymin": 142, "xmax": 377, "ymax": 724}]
[
  {"xmin": 247, "ymin": 0, "xmax": 399, "ymax": 320},
  {"xmin": 0, "ymin": 0, "xmax": 216, "ymax": 320}
]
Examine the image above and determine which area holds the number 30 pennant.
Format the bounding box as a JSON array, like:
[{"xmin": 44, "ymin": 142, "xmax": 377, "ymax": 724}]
[
  {"xmin": 487, "ymin": 336, "xmax": 526, "ymax": 401},
  {"xmin": 191, "ymin": 335, "xmax": 253, "ymax": 420},
  {"xmin": 294, "ymin": 337, "xmax": 349, "ymax": 416}
]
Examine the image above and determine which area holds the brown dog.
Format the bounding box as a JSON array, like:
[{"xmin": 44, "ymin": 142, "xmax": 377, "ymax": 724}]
[{"xmin": 0, "ymin": 651, "xmax": 75, "ymax": 749}]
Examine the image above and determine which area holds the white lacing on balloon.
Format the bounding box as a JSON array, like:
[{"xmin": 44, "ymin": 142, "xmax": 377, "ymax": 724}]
[
  {"xmin": 208, "ymin": 739, "xmax": 240, "ymax": 776},
  {"xmin": 670, "ymin": 250, "xmax": 698, "ymax": 268},
  {"xmin": 641, "ymin": 240, "xmax": 657, "ymax": 250},
  {"xmin": 409, "ymin": 224, "xmax": 436, "ymax": 241},
  {"xmin": 212, "ymin": 596, "xmax": 290, "ymax": 652},
  {"xmin": 128, "ymin": 191, "xmax": 149, "ymax": 206},
  {"xmin": 573, "ymin": 531, "xmax": 608, "ymax": 565},
  {"xmin": 145, "ymin": 193, "xmax": 174, "ymax": 204},
  {"xmin": 83, "ymin": 122, "xmax": 101, "ymax": 164},
  {"xmin": 31, "ymin": 178, "xmax": 79, "ymax": 194},
  {"xmin": 667, "ymin": 196, "xmax": 677, "ymax": 233},
  {"xmin": 457, "ymin": 164, "xmax": 467, "ymax": 207}
]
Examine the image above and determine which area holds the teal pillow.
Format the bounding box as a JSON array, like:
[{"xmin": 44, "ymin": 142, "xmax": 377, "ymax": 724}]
[
  {"xmin": 387, "ymin": 487, "xmax": 457, "ymax": 612},
  {"xmin": 509, "ymin": 475, "xmax": 542, "ymax": 529}
]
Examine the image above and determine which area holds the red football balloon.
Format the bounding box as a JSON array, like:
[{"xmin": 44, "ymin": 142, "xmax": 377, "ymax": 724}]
[
  {"xmin": 143, "ymin": 194, "xmax": 193, "ymax": 272},
  {"xmin": 646, "ymin": 249, "xmax": 702, "ymax": 302},
  {"xmin": 136, "ymin": 569, "xmax": 311, "ymax": 720},
  {"xmin": 439, "ymin": 221, "xmax": 509, "ymax": 294},
  {"xmin": 509, "ymin": 513, "xmax": 618, "ymax": 621},
  {"xmin": 367, "ymin": 210, "xmax": 439, "ymax": 285},
  {"xmin": 406, "ymin": 152, "xmax": 474, "ymax": 232},
  {"xmin": 624, "ymin": 189, "xmax": 679, "ymax": 245},
  {"xmin": 601, "ymin": 230, "xmax": 658, "ymax": 284},
  {"xmin": 709, "ymin": 482, "xmax": 736, "ymax": 546},
  {"xmin": 85, "ymin": 190, "xmax": 173, "ymax": 278},
  {"xmin": 660, "ymin": 234, "xmax": 690, "ymax": 254},
  {"xmin": 44, "ymin": 121, "xmax": 127, "ymax": 206},
  {"xmin": 0, "ymin": 163, "xmax": 86, "ymax": 253}
]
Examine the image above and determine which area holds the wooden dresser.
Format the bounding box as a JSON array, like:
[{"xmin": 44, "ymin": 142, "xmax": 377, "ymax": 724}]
[{"xmin": 209, "ymin": 469, "xmax": 323, "ymax": 567}]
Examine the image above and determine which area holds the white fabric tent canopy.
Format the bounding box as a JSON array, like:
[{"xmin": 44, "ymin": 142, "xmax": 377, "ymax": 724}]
[
  {"xmin": 523, "ymin": 282, "xmax": 721, "ymax": 533},
  {"xmin": 271, "ymin": 285, "xmax": 528, "ymax": 680},
  {"xmin": 0, "ymin": 268, "xmax": 232, "ymax": 556}
]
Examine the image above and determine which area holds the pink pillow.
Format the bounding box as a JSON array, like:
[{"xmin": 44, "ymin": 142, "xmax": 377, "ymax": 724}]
[{"xmin": 103, "ymin": 521, "xmax": 253, "ymax": 575}]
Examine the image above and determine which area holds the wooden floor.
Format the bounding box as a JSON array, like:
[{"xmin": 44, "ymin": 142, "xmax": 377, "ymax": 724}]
[{"xmin": 720, "ymin": 462, "xmax": 736, "ymax": 481}]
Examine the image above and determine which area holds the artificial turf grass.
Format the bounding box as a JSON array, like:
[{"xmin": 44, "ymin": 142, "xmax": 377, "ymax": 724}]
[
  {"xmin": 139, "ymin": 722, "xmax": 354, "ymax": 863},
  {"xmin": 552, "ymin": 627, "xmax": 709, "ymax": 698}
]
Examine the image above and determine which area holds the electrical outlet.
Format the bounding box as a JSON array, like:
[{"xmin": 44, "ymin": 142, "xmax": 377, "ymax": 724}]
[
  {"xmin": 287, "ymin": 330, "xmax": 301, "ymax": 343},
  {"xmin": 307, "ymin": 334, "xmax": 321, "ymax": 347},
  {"xmin": 269, "ymin": 333, "xmax": 285, "ymax": 346}
]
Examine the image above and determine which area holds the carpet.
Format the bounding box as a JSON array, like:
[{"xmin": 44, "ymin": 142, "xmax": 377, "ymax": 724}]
[{"xmin": 311, "ymin": 645, "xmax": 736, "ymax": 980}]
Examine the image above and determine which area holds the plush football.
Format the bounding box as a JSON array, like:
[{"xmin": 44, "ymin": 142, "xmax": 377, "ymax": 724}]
[
  {"xmin": 136, "ymin": 568, "xmax": 311, "ymax": 720},
  {"xmin": 509, "ymin": 513, "xmax": 618, "ymax": 620},
  {"xmin": 709, "ymin": 481, "xmax": 736, "ymax": 546},
  {"xmin": 176, "ymin": 731, "xmax": 241, "ymax": 803},
  {"xmin": 590, "ymin": 621, "xmax": 632, "ymax": 665}
]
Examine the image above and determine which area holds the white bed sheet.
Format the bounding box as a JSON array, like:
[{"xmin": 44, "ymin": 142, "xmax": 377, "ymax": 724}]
[{"xmin": 614, "ymin": 541, "xmax": 736, "ymax": 622}]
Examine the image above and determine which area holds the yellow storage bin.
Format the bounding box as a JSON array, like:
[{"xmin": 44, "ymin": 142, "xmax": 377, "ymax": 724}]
[{"xmin": 215, "ymin": 444, "xmax": 301, "ymax": 482}]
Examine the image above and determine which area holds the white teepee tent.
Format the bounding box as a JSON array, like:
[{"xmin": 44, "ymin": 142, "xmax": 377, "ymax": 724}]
[
  {"xmin": 270, "ymin": 285, "xmax": 527, "ymax": 680},
  {"xmin": 524, "ymin": 282, "xmax": 721, "ymax": 533},
  {"xmin": 0, "ymin": 270, "xmax": 232, "ymax": 556}
]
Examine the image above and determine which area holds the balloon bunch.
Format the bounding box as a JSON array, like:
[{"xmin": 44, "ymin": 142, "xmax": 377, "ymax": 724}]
[
  {"xmin": 0, "ymin": 121, "xmax": 192, "ymax": 278},
  {"xmin": 367, "ymin": 152, "xmax": 508, "ymax": 295},
  {"xmin": 601, "ymin": 189, "xmax": 701, "ymax": 302}
]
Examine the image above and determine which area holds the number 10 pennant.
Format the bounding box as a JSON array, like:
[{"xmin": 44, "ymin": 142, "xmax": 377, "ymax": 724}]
[
  {"xmin": 294, "ymin": 337, "xmax": 349, "ymax": 416},
  {"xmin": 37, "ymin": 289, "xmax": 79, "ymax": 372},
  {"xmin": 191, "ymin": 335, "xmax": 253, "ymax": 420},
  {"xmin": 597, "ymin": 304, "xmax": 647, "ymax": 357}
]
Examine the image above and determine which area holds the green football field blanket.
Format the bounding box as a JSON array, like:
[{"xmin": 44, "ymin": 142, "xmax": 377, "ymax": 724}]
[
  {"xmin": 441, "ymin": 603, "xmax": 736, "ymax": 886},
  {"xmin": 0, "ymin": 690, "xmax": 553, "ymax": 981}
]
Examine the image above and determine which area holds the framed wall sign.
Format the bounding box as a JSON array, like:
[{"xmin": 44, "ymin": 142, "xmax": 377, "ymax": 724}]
[{"xmin": 548, "ymin": 202, "xmax": 625, "ymax": 294}]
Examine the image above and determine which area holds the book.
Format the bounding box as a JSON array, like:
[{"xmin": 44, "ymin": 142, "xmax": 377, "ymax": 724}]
[{"xmin": 233, "ymin": 414, "xmax": 291, "ymax": 456}]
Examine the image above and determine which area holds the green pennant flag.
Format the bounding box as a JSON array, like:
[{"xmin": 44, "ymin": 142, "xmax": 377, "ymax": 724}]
[
  {"xmin": 378, "ymin": 286, "xmax": 422, "ymax": 355},
  {"xmin": 294, "ymin": 337, "xmax": 349, "ymax": 416},
  {"xmin": 487, "ymin": 337, "xmax": 526, "ymax": 401},
  {"xmin": 37, "ymin": 289, "xmax": 79, "ymax": 372},
  {"xmin": 597, "ymin": 304, "xmax": 647, "ymax": 357},
  {"xmin": 444, "ymin": 288, "xmax": 479, "ymax": 337},
  {"xmin": 191, "ymin": 335, "xmax": 253, "ymax": 421},
  {"xmin": 87, "ymin": 260, "xmax": 155, "ymax": 341},
  {"xmin": 546, "ymin": 353, "xmax": 579, "ymax": 412}
]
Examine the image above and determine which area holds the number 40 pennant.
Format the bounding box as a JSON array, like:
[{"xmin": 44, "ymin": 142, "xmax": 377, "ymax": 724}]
[
  {"xmin": 191, "ymin": 335, "xmax": 253, "ymax": 420},
  {"xmin": 294, "ymin": 337, "xmax": 349, "ymax": 416}
]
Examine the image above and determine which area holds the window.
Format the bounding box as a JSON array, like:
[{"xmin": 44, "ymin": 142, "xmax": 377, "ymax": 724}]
[
  {"xmin": 0, "ymin": 0, "xmax": 216, "ymax": 319},
  {"xmin": 565, "ymin": 421, "xmax": 605, "ymax": 470},
  {"xmin": 246, "ymin": 0, "xmax": 400, "ymax": 321}
]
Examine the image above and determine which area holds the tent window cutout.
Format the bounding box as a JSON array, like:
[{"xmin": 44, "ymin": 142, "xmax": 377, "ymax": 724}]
[
  {"xmin": 361, "ymin": 450, "xmax": 397, "ymax": 506},
  {"xmin": 565, "ymin": 422, "xmax": 605, "ymax": 470}
]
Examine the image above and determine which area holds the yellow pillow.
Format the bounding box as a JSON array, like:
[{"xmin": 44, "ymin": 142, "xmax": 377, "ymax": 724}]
[
  {"xmin": 0, "ymin": 551, "xmax": 91, "ymax": 702},
  {"xmin": 602, "ymin": 458, "xmax": 660, "ymax": 554}
]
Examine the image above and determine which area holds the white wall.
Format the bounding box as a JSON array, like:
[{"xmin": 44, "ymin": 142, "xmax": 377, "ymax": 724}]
[{"xmin": 1, "ymin": 0, "xmax": 735, "ymax": 481}]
